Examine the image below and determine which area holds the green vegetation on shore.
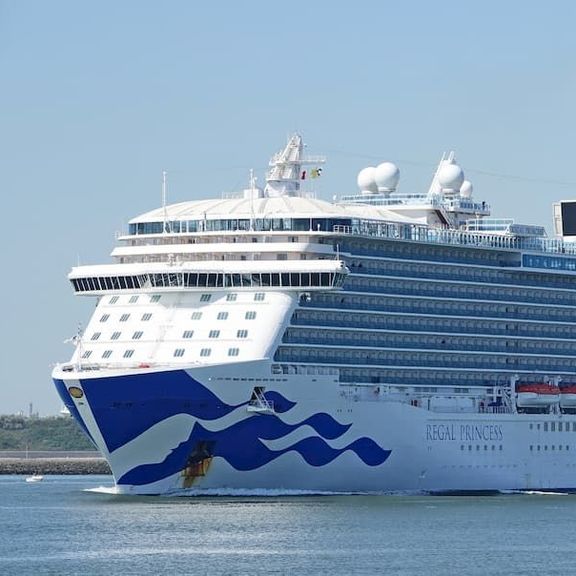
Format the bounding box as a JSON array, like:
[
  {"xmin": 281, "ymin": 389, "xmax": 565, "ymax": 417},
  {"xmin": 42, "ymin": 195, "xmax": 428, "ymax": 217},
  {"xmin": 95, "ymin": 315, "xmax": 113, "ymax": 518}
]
[{"xmin": 0, "ymin": 415, "xmax": 93, "ymax": 451}]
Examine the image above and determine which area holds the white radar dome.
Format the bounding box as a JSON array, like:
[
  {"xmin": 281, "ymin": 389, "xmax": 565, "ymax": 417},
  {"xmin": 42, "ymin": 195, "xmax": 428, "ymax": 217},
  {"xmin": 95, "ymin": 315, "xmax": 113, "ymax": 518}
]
[
  {"xmin": 460, "ymin": 180, "xmax": 473, "ymax": 198},
  {"xmin": 357, "ymin": 167, "xmax": 378, "ymax": 194},
  {"xmin": 374, "ymin": 162, "xmax": 400, "ymax": 193},
  {"xmin": 437, "ymin": 163, "xmax": 464, "ymax": 191}
]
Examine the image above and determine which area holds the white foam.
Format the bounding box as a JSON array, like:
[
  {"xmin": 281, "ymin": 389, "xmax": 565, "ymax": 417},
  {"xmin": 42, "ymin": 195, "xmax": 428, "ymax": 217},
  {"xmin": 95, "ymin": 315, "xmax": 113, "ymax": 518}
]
[{"xmin": 84, "ymin": 485, "xmax": 122, "ymax": 495}]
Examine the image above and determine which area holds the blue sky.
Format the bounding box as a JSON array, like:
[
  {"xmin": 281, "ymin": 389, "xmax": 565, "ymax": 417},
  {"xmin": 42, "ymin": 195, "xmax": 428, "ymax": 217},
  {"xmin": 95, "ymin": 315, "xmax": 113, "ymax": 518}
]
[{"xmin": 1, "ymin": 0, "xmax": 576, "ymax": 414}]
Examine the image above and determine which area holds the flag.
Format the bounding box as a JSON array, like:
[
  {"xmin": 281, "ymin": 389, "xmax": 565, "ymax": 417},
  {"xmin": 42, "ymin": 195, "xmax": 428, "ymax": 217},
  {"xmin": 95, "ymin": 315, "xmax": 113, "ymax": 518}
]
[{"xmin": 310, "ymin": 167, "xmax": 323, "ymax": 179}]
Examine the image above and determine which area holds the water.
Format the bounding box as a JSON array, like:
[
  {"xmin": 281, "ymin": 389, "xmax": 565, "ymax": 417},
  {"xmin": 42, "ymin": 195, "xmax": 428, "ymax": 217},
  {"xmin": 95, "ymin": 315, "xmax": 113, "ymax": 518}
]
[{"xmin": 0, "ymin": 476, "xmax": 575, "ymax": 575}]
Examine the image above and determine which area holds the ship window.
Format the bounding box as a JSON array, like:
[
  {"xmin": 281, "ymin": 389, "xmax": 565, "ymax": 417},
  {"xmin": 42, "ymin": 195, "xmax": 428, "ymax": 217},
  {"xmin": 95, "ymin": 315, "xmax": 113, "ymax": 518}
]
[
  {"xmin": 228, "ymin": 348, "xmax": 239, "ymax": 357},
  {"xmin": 129, "ymin": 295, "xmax": 139, "ymax": 304},
  {"xmin": 183, "ymin": 330, "xmax": 194, "ymax": 339},
  {"xmin": 150, "ymin": 295, "xmax": 161, "ymax": 303},
  {"xmin": 559, "ymin": 422, "xmax": 564, "ymax": 432},
  {"xmin": 123, "ymin": 350, "xmax": 134, "ymax": 358},
  {"xmin": 102, "ymin": 350, "xmax": 113, "ymax": 359},
  {"xmin": 200, "ymin": 348, "xmax": 211, "ymax": 357},
  {"xmin": 141, "ymin": 313, "xmax": 152, "ymax": 321},
  {"xmin": 100, "ymin": 314, "xmax": 110, "ymax": 323},
  {"xmin": 254, "ymin": 293, "xmax": 265, "ymax": 301},
  {"xmin": 191, "ymin": 312, "xmax": 203, "ymax": 320},
  {"xmin": 217, "ymin": 312, "xmax": 229, "ymax": 320},
  {"xmin": 537, "ymin": 445, "xmax": 541, "ymax": 451},
  {"xmin": 91, "ymin": 332, "xmax": 101, "ymax": 341},
  {"xmin": 111, "ymin": 331, "xmax": 121, "ymax": 340},
  {"xmin": 81, "ymin": 350, "xmax": 92, "ymax": 359},
  {"xmin": 573, "ymin": 423, "xmax": 576, "ymax": 432},
  {"xmin": 237, "ymin": 329, "xmax": 248, "ymax": 338},
  {"xmin": 109, "ymin": 296, "xmax": 119, "ymax": 304},
  {"xmin": 544, "ymin": 423, "xmax": 548, "ymax": 432},
  {"xmin": 551, "ymin": 422, "xmax": 556, "ymax": 432},
  {"xmin": 209, "ymin": 330, "xmax": 220, "ymax": 339},
  {"xmin": 200, "ymin": 294, "xmax": 212, "ymax": 302},
  {"xmin": 173, "ymin": 348, "xmax": 185, "ymax": 357},
  {"xmin": 132, "ymin": 331, "xmax": 143, "ymax": 340},
  {"xmin": 245, "ymin": 311, "xmax": 257, "ymax": 320},
  {"xmin": 120, "ymin": 314, "xmax": 130, "ymax": 322},
  {"xmin": 226, "ymin": 293, "xmax": 237, "ymax": 302}
]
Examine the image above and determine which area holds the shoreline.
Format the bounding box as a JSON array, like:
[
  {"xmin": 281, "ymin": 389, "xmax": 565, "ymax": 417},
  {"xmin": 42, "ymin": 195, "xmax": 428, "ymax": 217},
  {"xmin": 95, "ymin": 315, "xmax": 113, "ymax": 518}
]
[{"xmin": 0, "ymin": 458, "xmax": 111, "ymax": 475}]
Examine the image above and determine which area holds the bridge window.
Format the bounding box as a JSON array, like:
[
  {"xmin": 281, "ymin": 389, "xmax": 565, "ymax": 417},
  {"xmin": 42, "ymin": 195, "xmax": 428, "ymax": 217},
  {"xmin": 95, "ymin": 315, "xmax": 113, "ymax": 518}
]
[
  {"xmin": 228, "ymin": 348, "xmax": 239, "ymax": 357},
  {"xmin": 191, "ymin": 312, "xmax": 203, "ymax": 320},
  {"xmin": 91, "ymin": 332, "xmax": 101, "ymax": 341},
  {"xmin": 200, "ymin": 348, "xmax": 211, "ymax": 357},
  {"xmin": 123, "ymin": 350, "xmax": 134, "ymax": 358},
  {"xmin": 132, "ymin": 331, "xmax": 143, "ymax": 340},
  {"xmin": 102, "ymin": 350, "xmax": 113, "ymax": 359},
  {"xmin": 111, "ymin": 331, "xmax": 121, "ymax": 340},
  {"xmin": 183, "ymin": 330, "xmax": 194, "ymax": 339},
  {"xmin": 173, "ymin": 348, "xmax": 185, "ymax": 357},
  {"xmin": 217, "ymin": 312, "xmax": 229, "ymax": 320}
]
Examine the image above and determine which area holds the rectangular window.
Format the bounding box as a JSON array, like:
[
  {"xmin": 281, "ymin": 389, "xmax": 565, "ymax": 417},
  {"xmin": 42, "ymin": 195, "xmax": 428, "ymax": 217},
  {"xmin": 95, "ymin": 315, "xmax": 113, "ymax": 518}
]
[
  {"xmin": 100, "ymin": 314, "xmax": 110, "ymax": 323},
  {"xmin": 200, "ymin": 348, "xmax": 211, "ymax": 357},
  {"xmin": 141, "ymin": 313, "xmax": 152, "ymax": 321},
  {"xmin": 109, "ymin": 296, "xmax": 119, "ymax": 304},
  {"xmin": 228, "ymin": 348, "xmax": 239, "ymax": 357},
  {"xmin": 150, "ymin": 295, "xmax": 161, "ymax": 303},
  {"xmin": 245, "ymin": 311, "xmax": 257, "ymax": 320},
  {"xmin": 200, "ymin": 294, "xmax": 212, "ymax": 302},
  {"xmin": 102, "ymin": 350, "xmax": 113, "ymax": 359},
  {"xmin": 209, "ymin": 330, "xmax": 220, "ymax": 338},
  {"xmin": 254, "ymin": 292, "xmax": 265, "ymax": 301},
  {"xmin": 129, "ymin": 295, "xmax": 139, "ymax": 304},
  {"xmin": 237, "ymin": 329, "xmax": 248, "ymax": 338},
  {"xmin": 217, "ymin": 312, "xmax": 229, "ymax": 320},
  {"xmin": 111, "ymin": 331, "xmax": 121, "ymax": 340},
  {"xmin": 226, "ymin": 293, "xmax": 237, "ymax": 302},
  {"xmin": 132, "ymin": 331, "xmax": 143, "ymax": 340},
  {"xmin": 81, "ymin": 350, "xmax": 92, "ymax": 359},
  {"xmin": 120, "ymin": 314, "xmax": 131, "ymax": 322},
  {"xmin": 173, "ymin": 348, "xmax": 185, "ymax": 357},
  {"xmin": 123, "ymin": 350, "xmax": 135, "ymax": 358},
  {"xmin": 91, "ymin": 332, "xmax": 101, "ymax": 341},
  {"xmin": 191, "ymin": 312, "xmax": 203, "ymax": 320},
  {"xmin": 183, "ymin": 330, "xmax": 194, "ymax": 339}
]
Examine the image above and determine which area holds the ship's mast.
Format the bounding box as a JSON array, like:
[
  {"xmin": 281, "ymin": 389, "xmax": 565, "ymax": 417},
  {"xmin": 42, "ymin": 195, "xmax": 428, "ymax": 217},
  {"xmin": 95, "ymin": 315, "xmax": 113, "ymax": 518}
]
[{"xmin": 264, "ymin": 134, "xmax": 325, "ymax": 197}]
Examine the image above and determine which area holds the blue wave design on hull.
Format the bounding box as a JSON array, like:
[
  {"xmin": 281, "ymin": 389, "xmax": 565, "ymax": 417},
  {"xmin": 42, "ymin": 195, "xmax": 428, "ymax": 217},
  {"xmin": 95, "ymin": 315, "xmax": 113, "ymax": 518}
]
[
  {"xmin": 59, "ymin": 370, "xmax": 391, "ymax": 486},
  {"xmin": 119, "ymin": 419, "xmax": 391, "ymax": 485}
]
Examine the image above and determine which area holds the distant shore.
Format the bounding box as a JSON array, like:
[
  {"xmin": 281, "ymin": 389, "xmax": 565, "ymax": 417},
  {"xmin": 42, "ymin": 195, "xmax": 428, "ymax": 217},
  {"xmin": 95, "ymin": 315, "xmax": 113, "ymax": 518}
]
[{"xmin": 0, "ymin": 452, "xmax": 110, "ymax": 475}]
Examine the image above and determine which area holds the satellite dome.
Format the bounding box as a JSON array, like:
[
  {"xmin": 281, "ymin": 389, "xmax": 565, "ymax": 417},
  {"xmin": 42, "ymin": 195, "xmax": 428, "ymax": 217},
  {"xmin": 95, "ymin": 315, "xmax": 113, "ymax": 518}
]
[
  {"xmin": 374, "ymin": 162, "xmax": 400, "ymax": 193},
  {"xmin": 437, "ymin": 163, "xmax": 464, "ymax": 191},
  {"xmin": 460, "ymin": 180, "xmax": 473, "ymax": 199},
  {"xmin": 357, "ymin": 167, "xmax": 378, "ymax": 194}
]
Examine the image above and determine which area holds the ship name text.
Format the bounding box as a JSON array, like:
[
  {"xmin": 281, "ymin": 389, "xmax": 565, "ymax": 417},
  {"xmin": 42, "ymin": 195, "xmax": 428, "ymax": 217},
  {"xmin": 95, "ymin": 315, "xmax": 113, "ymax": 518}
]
[{"xmin": 426, "ymin": 424, "xmax": 503, "ymax": 442}]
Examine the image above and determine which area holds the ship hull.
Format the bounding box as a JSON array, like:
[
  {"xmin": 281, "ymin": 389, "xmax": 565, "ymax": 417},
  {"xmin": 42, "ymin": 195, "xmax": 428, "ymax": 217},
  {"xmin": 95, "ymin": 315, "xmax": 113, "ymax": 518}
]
[{"xmin": 53, "ymin": 364, "xmax": 576, "ymax": 495}]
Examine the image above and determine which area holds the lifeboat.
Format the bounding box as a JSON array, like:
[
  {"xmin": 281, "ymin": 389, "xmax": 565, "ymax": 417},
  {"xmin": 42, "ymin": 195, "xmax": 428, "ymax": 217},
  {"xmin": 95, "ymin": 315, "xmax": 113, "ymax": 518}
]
[
  {"xmin": 516, "ymin": 383, "xmax": 560, "ymax": 408},
  {"xmin": 560, "ymin": 385, "xmax": 576, "ymax": 408}
]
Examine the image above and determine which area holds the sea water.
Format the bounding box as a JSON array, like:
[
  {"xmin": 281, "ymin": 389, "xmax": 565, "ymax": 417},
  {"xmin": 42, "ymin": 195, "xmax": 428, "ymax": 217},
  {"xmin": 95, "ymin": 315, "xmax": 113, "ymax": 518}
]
[{"xmin": 0, "ymin": 475, "xmax": 574, "ymax": 575}]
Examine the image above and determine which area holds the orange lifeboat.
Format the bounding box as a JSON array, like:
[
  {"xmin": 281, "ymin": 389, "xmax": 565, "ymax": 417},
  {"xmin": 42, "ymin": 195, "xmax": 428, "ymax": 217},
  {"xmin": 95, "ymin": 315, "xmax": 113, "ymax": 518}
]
[
  {"xmin": 516, "ymin": 383, "xmax": 560, "ymax": 408},
  {"xmin": 560, "ymin": 385, "xmax": 576, "ymax": 408}
]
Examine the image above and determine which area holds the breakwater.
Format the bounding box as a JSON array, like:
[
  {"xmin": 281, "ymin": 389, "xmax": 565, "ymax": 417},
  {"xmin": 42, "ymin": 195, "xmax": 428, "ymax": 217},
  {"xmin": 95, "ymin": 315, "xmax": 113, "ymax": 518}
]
[{"xmin": 0, "ymin": 453, "xmax": 110, "ymax": 475}]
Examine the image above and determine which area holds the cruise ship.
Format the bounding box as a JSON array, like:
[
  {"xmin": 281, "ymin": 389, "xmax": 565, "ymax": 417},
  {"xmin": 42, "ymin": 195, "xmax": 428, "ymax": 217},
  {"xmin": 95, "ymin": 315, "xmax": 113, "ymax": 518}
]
[{"xmin": 52, "ymin": 135, "xmax": 576, "ymax": 495}]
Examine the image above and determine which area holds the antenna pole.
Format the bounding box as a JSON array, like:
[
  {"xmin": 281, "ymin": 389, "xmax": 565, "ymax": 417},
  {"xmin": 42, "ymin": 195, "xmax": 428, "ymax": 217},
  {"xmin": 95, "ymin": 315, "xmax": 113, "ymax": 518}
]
[
  {"xmin": 162, "ymin": 170, "xmax": 168, "ymax": 233},
  {"xmin": 249, "ymin": 169, "xmax": 255, "ymax": 231}
]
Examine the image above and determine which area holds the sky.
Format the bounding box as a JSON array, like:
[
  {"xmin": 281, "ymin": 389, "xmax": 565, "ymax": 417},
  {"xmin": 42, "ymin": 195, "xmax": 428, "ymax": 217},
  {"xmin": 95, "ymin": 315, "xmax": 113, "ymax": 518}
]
[{"xmin": 1, "ymin": 0, "xmax": 576, "ymax": 415}]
